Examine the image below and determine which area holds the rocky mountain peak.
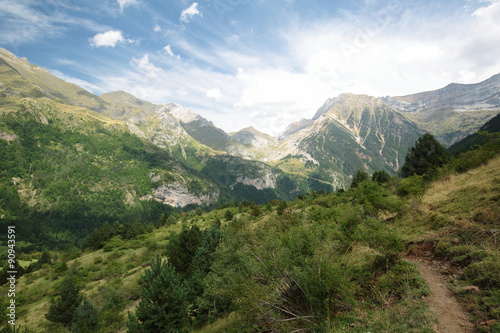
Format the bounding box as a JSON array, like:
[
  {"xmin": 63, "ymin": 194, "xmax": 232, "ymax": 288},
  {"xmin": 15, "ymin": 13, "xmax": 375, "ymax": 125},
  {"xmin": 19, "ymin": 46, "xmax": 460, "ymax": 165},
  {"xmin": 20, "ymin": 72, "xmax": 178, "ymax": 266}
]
[
  {"xmin": 312, "ymin": 94, "xmax": 390, "ymax": 127},
  {"xmin": 158, "ymin": 103, "xmax": 204, "ymax": 124},
  {"xmin": 277, "ymin": 118, "xmax": 313, "ymax": 141},
  {"xmin": 387, "ymin": 73, "xmax": 500, "ymax": 114},
  {"xmin": 231, "ymin": 126, "xmax": 276, "ymax": 148}
]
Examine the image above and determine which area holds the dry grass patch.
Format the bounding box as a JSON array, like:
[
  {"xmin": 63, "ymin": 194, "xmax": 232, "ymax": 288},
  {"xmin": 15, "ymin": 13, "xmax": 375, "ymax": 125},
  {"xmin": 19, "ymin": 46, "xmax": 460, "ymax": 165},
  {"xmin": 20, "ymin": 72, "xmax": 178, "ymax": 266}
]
[{"xmin": 422, "ymin": 156, "xmax": 500, "ymax": 220}]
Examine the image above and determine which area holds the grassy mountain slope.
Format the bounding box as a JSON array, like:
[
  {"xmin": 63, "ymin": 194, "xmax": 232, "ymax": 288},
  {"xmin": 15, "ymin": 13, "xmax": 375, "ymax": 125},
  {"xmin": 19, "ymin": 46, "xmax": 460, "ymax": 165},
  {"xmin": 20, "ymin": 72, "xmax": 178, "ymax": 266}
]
[
  {"xmin": 3, "ymin": 144, "xmax": 498, "ymax": 332},
  {"xmin": 100, "ymin": 91, "xmax": 157, "ymax": 120},
  {"xmin": 0, "ymin": 48, "xmax": 107, "ymax": 111},
  {"xmin": 0, "ymin": 98, "xmax": 223, "ymax": 248}
]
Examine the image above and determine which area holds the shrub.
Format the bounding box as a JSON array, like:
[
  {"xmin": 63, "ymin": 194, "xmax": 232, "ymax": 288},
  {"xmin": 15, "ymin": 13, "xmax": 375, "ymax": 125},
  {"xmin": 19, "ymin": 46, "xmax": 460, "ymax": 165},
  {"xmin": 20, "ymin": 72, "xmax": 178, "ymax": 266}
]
[
  {"xmin": 224, "ymin": 209, "xmax": 234, "ymax": 221},
  {"xmin": 451, "ymin": 148, "xmax": 496, "ymax": 173},
  {"xmin": 102, "ymin": 236, "xmax": 124, "ymax": 252},
  {"xmin": 372, "ymin": 170, "xmax": 391, "ymax": 184},
  {"xmin": 350, "ymin": 170, "xmax": 370, "ymax": 188},
  {"xmin": 372, "ymin": 260, "xmax": 428, "ymax": 304},
  {"xmin": 355, "ymin": 219, "xmax": 405, "ymax": 267},
  {"xmin": 396, "ymin": 174, "xmax": 427, "ymax": 198},
  {"xmin": 352, "ymin": 180, "xmax": 403, "ymax": 213}
]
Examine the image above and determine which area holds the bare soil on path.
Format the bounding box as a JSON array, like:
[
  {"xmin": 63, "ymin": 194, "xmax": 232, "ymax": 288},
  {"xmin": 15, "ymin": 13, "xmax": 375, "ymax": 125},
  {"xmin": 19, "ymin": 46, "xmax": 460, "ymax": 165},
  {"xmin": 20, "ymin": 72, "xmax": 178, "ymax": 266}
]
[{"xmin": 408, "ymin": 257, "xmax": 475, "ymax": 333}]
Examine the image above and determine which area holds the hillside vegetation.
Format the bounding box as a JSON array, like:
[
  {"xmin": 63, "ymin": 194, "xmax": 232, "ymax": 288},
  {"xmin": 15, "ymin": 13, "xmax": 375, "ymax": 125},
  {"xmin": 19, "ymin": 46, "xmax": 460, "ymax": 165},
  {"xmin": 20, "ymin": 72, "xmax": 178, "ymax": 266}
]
[
  {"xmin": 1, "ymin": 132, "xmax": 498, "ymax": 333},
  {"xmin": 1, "ymin": 48, "xmax": 499, "ymax": 332}
]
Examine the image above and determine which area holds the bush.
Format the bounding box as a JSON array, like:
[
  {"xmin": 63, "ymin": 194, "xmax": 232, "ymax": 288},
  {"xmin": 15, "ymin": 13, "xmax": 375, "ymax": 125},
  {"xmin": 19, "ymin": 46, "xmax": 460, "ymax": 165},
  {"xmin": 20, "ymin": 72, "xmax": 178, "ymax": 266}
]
[
  {"xmin": 372, "ymin": 260, "xmax": 428, "ymax": 304},
  {"xmin": 102, "ymin": 236, "xmax": 124, "ymax": 252},
  {"xmin": 396, "ymin": 174, "xmax": 426, "ymax": 198},
  {"xmin": 350, "ymin": 170, "xmax": 370, "ymax": 188},
  {"xmin": 355, "ymin": 219, "xmax": 405, "ymax": 267},
  {"xmin": 372, "ymin": 170, "xmax": 391, "ymax": 184},
  {"xmin": 451, "ymin": 147, "xmax": 497, "ymax": 173},
  {"xmin": 352, "ymin": 180, "xmax": 403, "ymax": 213},
  {"xmin": 224, "ymin": 210, "xmax": 234, "ymax": 221}
]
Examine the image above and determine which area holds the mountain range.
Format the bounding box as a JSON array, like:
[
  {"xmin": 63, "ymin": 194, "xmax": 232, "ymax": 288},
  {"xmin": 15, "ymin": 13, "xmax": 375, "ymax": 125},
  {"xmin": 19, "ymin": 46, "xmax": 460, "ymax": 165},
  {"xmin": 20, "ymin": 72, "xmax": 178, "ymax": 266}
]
[{"xmin": 1, "ymin": 47, "xmax": 499, "ymax": 214}]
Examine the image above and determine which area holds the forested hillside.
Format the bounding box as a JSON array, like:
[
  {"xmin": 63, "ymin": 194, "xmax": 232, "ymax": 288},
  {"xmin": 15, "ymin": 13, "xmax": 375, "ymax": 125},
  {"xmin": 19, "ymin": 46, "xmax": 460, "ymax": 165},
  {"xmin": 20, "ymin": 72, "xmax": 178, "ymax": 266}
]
[{"xmin": 1, "ymin": 129, "xmax": 498, "ymax": 333}]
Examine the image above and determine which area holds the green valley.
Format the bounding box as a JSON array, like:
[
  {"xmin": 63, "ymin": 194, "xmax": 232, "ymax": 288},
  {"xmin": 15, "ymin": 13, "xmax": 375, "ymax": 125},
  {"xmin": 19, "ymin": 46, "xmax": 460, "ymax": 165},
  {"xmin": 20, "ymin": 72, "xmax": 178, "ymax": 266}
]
[
  {"xmin": 0, "ymin": 125, "xmax": 498, "ymax": 332},
  {"xmin": 0, "ymin": 46, "xmax": 499, "ymax": 333}
]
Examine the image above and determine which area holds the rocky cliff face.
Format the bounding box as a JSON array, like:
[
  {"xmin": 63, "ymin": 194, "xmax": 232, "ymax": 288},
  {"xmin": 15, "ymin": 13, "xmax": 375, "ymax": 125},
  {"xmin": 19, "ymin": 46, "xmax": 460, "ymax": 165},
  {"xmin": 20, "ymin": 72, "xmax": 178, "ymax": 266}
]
[
  {"xmin": 234, "ymin": 171, "xmax": 277, "ymax": 190},
  {"xmin": 386, "ymin": 73, "xmax": 500, "ymax": 114},
  {"xmin": 149, "ymin": 183, "xmax": 219, "ymax": 207}
]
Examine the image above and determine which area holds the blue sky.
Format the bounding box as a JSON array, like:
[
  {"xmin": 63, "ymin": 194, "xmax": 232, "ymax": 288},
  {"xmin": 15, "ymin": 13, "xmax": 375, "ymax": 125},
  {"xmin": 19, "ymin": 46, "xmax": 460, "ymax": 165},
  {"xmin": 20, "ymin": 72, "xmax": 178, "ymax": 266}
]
[{"xmin": 1, "ymin": 0, "xmax": 500, "ymax": 135}]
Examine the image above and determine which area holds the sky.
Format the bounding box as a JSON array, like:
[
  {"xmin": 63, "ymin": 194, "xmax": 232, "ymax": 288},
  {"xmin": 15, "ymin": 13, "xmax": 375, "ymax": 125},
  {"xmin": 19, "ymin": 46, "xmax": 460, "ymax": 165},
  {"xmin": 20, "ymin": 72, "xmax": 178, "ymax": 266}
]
[{"xmin": 1, "ymin": 0, "xmax": 500, "ymax": 136}]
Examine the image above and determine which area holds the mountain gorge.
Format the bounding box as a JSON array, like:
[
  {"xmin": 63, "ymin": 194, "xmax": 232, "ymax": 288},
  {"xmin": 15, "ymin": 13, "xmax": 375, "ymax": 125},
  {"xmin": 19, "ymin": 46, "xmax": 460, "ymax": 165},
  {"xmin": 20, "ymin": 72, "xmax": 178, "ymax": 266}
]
[
  {"xmin": 1, "ymin": 47, "xmax": 500, "ymax": 333},
  {"xmin": 1, "ymin": 47, "xmax": 499, "ymax": 247}
]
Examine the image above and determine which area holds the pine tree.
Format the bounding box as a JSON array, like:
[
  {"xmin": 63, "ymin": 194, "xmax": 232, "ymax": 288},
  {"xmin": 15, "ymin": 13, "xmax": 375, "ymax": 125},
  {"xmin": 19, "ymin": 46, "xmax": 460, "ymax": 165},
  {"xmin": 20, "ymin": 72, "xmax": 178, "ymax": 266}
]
[
  {"xmin": 186, "ymin": 225, "xmax": 223, "ymax": 300},
  {"xmin": 71, "ymin": 298, "xmax": 99, "ymax": 333},
  {"xmin": 400, "ymin": 133, "xmax": 450, "ymax": 178},
  {"xmin": 350, "ymin": 170, "xmax": 370, "ymax": 188},
  {"xmin": 165, "ymin": 225, "xmax": 203, "ymax": 279},
  {"xmin": 45, "ymin": 276, "xmax": 82, "ymax": 327},
  {"xmin": 127, "ymin": 255, "xmax": 188, "ymax": 333},
  {"xmin": 38, "ymin": 249, "xmax": 52, "ymax": 265}
]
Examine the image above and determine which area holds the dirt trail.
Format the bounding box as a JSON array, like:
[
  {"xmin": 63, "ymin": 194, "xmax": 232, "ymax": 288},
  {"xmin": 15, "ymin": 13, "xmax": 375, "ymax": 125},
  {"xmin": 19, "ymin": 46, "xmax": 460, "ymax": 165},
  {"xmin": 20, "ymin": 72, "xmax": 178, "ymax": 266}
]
[{"xmin": 409, "ymin": 258, "xmax": 474, "ymax": 333}]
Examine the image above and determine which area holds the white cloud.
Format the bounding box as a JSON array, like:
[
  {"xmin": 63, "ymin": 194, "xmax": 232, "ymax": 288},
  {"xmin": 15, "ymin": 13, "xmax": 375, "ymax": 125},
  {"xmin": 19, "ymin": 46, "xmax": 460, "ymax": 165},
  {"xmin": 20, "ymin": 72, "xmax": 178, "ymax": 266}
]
[
  {"xmin": 176, "ymin": 87, "xmax": 188, "ymax": 96},
  {"xmin": 133, "ymin": 54, "xmax": 162, "ymax": 78},
  {"xmin": 90, "ymin": 30, "xmax": 125, "ymax": 47},
  {"xmin": 206, "ymin": 88, "xmax": 223, "ymax": 102},
  {"xmin": 180, "ymin": 3, "xmax": 202, "ymax": 23},
  {"xmin": 50, "ymin": 69, "xmax": 103, "ymax": 94},
  {"xmin": 225, "ymin": 34, "xmax": 240, "ymax": 45},
  {"xmin": 0, "ymin": 1, "xmax": 108, "ymax": 46},
  {"xmin": 117, "ymin": 0, "xmax": 138, "ymax": 13},
  {"xmin": 163, "ymin": 44, "xmax": 180, "ymax": 59},
  {"xmin": 90, "ymin": 1, "xmax": 500, "ymax": 136}
]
